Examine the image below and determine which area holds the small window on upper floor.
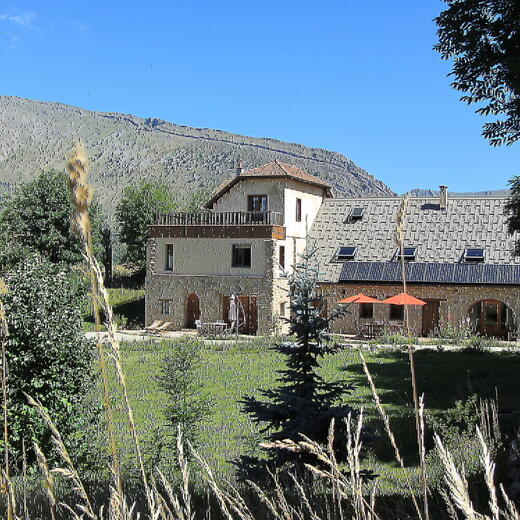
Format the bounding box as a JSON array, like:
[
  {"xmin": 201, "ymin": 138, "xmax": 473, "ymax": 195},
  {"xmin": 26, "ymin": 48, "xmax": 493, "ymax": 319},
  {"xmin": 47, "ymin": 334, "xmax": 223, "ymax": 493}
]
[
  {"xmin": 336, "ymin": 246, "xmax": 357, "ymax": 260},
  {"xmin": 165, "ymin": 244, "xmax": 174, "ymax": 271},
  {"xmin": 396, "ymin": 246, "xmax": 416, "ymax": 261},
  {"xmin": 350, "ymin": 207, "xmax": 365, "ymax": 220},
  {"xmin": 464, "ymin": 248, "xmax": 485, "ymax": 262},
  {"xmin": 232, "ymin": 245, "xmax": 252, "ymax": 268},
  {"xmin": 248, "ymin": 195, "xmax": 268, "ymax": 213},
  {"xmin": 279, "ymin": 245, "xmax": 285, "ymax": 270},
  {"xmin": 296, "ymin": 198, "xmax": 302, "ymax": 222}
]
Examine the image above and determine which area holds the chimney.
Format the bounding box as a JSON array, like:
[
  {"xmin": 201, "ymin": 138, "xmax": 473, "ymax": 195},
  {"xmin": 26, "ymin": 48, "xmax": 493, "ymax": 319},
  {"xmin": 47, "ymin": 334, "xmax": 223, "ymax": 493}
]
[
  {"xmin": 439, "ymin": 185, "xmax": 448, "ymax": 209},
  {"xmin": 235, "ymin": 159, "xmax": 243, "ymax": 177}
]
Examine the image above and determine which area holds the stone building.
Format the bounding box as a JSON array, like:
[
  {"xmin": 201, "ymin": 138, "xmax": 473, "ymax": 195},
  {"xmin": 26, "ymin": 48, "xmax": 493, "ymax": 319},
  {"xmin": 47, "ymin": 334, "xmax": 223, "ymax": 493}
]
[
  {"xmin": 145, "ymin": 160, "xmax": 332, "ymax": 334},
  {"xmin": 146, "ymin": 161, "xmax": 520, "ymax": 338},
  {"xmin": 309, "ymin": 191, "xmax": 520, "ymax": 338}
]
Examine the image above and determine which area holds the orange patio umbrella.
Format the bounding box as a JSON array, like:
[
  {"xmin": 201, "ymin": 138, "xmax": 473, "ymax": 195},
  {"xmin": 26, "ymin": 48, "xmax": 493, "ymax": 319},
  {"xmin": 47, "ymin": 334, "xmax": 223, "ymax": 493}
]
[
  {"xmin": 336, "ymin": 293, "xmax": 382, "ymax": 304},
  {"xmin": 381, "ymin": 293, "xmax": 426, "ymax": 306}
]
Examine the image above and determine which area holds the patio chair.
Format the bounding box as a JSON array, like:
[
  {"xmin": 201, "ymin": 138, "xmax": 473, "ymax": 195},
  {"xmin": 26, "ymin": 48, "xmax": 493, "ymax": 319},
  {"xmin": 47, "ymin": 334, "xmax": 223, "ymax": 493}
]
[
  {"xmin": 145, "ymin": 320, "xmax": 165, "ymax": 332},
  {"xmin": 153, "ymin": 321, "xmax": 174, "ymax": 334}
]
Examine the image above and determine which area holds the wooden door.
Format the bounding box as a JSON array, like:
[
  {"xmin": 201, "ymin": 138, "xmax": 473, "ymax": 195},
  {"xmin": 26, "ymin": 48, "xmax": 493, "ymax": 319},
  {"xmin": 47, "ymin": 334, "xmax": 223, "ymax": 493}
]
[
  {"xmin": 248, "ymin": 296, "xmax": 258, "ymax": 335},
  {"xmin": 186, "ymin": 293, "xmax": 200, "ymax": 328},
  {"xmin": 222, "ymin": 295, "xmax": 258, "ymax": 335},
  {"xmin": 480, "ymin": 300, "xmax": 507, "ymax": 338},
  {"xmin": 422, "ymin": 300, "xmax": 440, "ymax": 337}
]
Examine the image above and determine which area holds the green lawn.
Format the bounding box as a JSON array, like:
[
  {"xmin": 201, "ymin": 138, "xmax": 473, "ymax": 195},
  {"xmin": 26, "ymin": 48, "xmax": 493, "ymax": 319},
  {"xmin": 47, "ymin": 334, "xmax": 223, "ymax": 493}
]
[{"xmin": 105, "ymin": 338, "xmax": 520, "ymax": 479}]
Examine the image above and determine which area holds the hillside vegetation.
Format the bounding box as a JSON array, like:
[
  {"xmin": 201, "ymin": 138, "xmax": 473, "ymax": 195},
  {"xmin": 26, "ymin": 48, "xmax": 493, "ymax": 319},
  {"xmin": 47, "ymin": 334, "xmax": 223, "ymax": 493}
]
[{"xmin": 0, "ymin": 96, "xmax": 393, "ymax": 218}]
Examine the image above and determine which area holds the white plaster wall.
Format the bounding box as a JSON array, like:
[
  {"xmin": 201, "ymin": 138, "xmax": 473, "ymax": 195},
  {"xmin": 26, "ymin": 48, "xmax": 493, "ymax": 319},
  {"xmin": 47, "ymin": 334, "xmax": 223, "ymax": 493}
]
[
  {"xmin": 154, "ymin": 236, "xmax": 271, "ymax": 276},
  {"xmin": 273, "ymin": 236, "xmax": 306, "ymax": 276},
  {"xmin": 212, "ymin": 178, "xmax": 286, "ymax": 213},
  {"xmin": 284, "ymin": 181, "xmax": 325, "ymax": 238}
]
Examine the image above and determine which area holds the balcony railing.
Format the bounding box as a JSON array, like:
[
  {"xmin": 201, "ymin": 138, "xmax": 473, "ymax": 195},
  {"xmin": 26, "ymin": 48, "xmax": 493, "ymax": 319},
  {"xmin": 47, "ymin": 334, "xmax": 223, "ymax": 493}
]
[{"xmin": 155, "ymin": 211, "xmax": 284, "ymax": 227}]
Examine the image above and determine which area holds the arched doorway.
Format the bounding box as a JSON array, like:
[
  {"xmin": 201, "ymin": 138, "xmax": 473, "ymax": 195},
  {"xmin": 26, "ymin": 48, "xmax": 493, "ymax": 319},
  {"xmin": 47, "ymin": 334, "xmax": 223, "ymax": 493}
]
[
  {"xmin": 468, "ymin": 299, "xmax": 515, "ymax": 338},
  {"xmin": 185, "ymin": 293, "xmax": 200, "ymax": 328}
]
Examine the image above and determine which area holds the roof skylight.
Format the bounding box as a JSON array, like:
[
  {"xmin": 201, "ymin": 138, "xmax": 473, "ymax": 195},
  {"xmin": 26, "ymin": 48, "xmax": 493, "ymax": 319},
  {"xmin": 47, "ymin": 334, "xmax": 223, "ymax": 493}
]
[
  {"xmin": 464, "ymin": 248, "xmax": 485, "ymax": 262},
  {"xmin": 337, "ymin": 246, "xmax": 357, "ymax": 260},
  {"xmin": 350, "ymin": 207, "xmax": 364, "ymax": 219},
  {"xmin": 395, "ymin": 247, "xmax": 417, "ymax": 261}
]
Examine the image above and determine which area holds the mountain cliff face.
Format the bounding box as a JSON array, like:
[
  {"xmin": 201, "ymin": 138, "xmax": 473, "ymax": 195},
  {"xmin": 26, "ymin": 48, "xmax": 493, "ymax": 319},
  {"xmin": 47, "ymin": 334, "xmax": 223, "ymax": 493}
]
[{"xmin": 0, "ymin": 96, "xmax": 393, "ymax": 216}]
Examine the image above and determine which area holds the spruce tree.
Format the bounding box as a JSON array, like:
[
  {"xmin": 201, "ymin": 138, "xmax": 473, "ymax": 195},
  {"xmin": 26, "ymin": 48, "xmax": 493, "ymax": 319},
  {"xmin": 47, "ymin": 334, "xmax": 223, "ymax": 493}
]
[{"xmin": 241, "ymin": 250, "xmax": 356, "ymax": 472}]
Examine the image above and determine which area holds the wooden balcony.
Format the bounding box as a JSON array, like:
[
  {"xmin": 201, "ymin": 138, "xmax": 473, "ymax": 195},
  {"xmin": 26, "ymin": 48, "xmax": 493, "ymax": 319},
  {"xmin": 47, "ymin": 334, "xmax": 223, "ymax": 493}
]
[
  {"xmin": 155, "ymin": 211, "xmax": 284, "ymax": 227},
  {"xmin": 151, "ymin": 211, "xmax": 286, "ymax": 240}
]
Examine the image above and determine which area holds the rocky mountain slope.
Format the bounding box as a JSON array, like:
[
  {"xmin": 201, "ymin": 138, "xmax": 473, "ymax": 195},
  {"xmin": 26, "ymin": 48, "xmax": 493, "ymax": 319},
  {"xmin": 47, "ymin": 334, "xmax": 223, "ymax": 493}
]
[{"xmin": 0, "ymin": 96, "xmax": 393, "ymax": 218}]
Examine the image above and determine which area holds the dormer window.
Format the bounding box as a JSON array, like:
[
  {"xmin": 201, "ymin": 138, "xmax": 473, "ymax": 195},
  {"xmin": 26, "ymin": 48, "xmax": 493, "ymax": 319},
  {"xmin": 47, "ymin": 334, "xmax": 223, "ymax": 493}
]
[
  {"xmin": 336, "ymin": 246, "xmax": 357, "ymax": 260},
  {"xmin": 396, "ymin": 247, "xmax": 416, "ymax": 261},
  {"xmin": 464, "ymin": 248, "xmax": 485, "ymax": 262},
  {"xmin": 350, "ymin": 207, "xmax": 364, "ymax": 220}
]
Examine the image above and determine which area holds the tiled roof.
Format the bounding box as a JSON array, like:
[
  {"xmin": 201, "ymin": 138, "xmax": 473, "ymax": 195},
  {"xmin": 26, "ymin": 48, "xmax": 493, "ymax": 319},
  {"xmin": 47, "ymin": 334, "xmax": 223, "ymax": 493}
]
[
  {"xmin": 205, "ymin": 160, "xmax": 331, "ymax": 208},
  {"xmin": 308, "ymin": 196, "xmax": 520, "ymax": 282},
  {"xmin": 339, "ymin": 262, "xmax": 520, "ymax": 285},
  {"xmin": 240, "ymin": 160, "xmax": 331, "ymax": 188}
]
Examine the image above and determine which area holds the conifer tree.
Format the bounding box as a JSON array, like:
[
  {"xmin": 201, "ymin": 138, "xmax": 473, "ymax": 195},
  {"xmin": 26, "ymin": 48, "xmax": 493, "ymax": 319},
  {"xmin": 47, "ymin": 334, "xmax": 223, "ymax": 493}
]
[{"xmin": 241, "ymin": 250, "xmax": 356, "ymax": 471}]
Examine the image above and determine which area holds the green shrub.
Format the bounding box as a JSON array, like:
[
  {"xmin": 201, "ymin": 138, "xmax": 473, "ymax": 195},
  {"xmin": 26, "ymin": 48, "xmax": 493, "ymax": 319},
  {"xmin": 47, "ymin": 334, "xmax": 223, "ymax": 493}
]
[
  {"xmin": 1, "ymin": 254, "xmax": 100, "ymax": 466},
  {"xmin": 464, "ymin": 334, "xmax": 503, "ymax": 351},
  {"xmin": 430, "ymin": 320, "xmax": 473, "ymax": 345},
  {"xmin": 370, "ymin": 328, "xmax": 419, "ymax": 345}
]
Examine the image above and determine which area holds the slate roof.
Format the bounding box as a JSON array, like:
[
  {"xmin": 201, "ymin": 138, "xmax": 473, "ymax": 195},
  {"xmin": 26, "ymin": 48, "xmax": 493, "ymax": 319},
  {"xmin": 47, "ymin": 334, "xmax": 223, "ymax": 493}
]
[
  {"xmin": 307, "ymin": 196, "xmax": 520, "ymax": 283},
  {"xmin": 205, "ymin": 160, "xmax": 332, "ymax": 208},
  {"xmin": 339, "ymin": 262, "xmax": 520, "ymax": 285}
]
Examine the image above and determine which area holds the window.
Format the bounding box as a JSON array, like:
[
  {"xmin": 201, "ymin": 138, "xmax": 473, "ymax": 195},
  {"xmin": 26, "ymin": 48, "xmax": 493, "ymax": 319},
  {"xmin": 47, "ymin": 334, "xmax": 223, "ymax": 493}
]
[
  {"xmin": 232, "ymin": 245, "xmax": 251, "ymax": 268},
  {"xmin": 359, "ymin": 303, "xmax": 373, "ymax": 319},
  {"xmin": 351, "ymin": 207, "xmax": 365, "ymax": 220},
  {"xmin": 248, "ymin": 195, "xmax": 268, "ymax": 212},
  {"xmin": 296, "ymin": 198, "xmax": 302, "ymax": 222},
  {"xmin": 279, "ymin": 302, "xmax": 286, "ymax": 317},
  {"xmin": 165, "ymin": 244, "xmax": 174, "ymax": 271},
  {"xmin": 336, "ymin": 246, "xmax": 357, "ymax": 260},
  {"xmin": 390, "ymin": 304, "xmax": 404, "ymax": 321},
  {"xmin": 279, "ymin": 245, "xmax": 285, "ymax": 269},
  {"xmin": 159, "ymin": 299, "xmax": 172, "ymax": 315},
  {"xmin": 396, "ymin": 246, "xmax": 416, "ymax": 261},
  {"xmin": 464, "ymin": 248, "xmax": 485, "ymax": 262}
]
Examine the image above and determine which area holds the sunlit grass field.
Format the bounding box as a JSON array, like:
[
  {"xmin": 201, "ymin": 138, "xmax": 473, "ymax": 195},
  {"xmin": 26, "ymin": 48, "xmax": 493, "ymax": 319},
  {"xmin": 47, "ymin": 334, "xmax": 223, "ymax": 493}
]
[{"xmin": 107, "ymin": 337, "xmax": 520, "ymax": 479}]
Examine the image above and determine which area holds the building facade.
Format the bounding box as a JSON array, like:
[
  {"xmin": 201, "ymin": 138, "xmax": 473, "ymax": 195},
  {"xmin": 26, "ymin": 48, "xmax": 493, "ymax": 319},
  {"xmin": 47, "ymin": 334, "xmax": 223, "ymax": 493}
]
[
  {"xmin": 145, "ymin": 160, "xmax": 331, "ymax": 334},
  {"xmin": 309, "ymin": 193, "xmax": 520, "ymax": 338},
  {"xmin": 146, "ymin": 161, "xmax": 520, "ymax": 338}
]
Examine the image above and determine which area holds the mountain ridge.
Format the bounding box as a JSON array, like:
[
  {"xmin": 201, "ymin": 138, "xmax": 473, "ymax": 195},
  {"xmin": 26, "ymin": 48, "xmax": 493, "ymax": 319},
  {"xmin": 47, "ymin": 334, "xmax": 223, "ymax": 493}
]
[{"xmin": 0, "ymin": 95, "xmax": 393, "ymax": 218}]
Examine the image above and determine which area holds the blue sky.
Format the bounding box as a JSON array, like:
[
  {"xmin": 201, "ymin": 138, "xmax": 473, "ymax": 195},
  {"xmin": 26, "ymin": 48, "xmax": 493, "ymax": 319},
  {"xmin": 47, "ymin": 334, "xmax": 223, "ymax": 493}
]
[{"xmin": 1, "ymin": 1, "xmax": 518, "ymax": 193}]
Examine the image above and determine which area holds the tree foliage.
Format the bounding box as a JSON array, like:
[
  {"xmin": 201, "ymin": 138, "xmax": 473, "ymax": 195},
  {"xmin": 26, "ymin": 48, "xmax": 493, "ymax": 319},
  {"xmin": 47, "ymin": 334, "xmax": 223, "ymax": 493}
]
[
  {"xmin": 435, "ymin": 0, "xmax": 520, "ymax": 146},
  {"xmin": 0, "ymin": 170, "xmax": 104, "ymax": 265},
  {"xmin": 1, "ymin": 255, "xmax": 98, "ymax": 464},
  {"xmin": 116, "ymin": 181, "xmax": 178, "ymax": 270},
  {"xmin": 505, "ymin": 175, "xmax": 520, "ymax": 254},
  {"xmin": 158, "ymin": 338, "xmax": 212, "ymax": 455},
  {"xmin": 181, "ymin": 188, "xmax": 212, "ymax": 213},
  {"xmin": 241, "ymin": 251, "xmax": 356, "ymax": 472}
]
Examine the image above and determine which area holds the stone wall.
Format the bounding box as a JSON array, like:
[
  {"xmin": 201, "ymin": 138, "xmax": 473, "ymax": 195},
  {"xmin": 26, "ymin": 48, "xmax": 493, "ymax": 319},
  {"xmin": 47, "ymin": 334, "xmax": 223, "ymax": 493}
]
[
  {"xmin": 146, "ymin": 237, "xmax": 285, "ymax": 335},
  {"xmin": 319, "ymin": 282, "xmax": 520, "ymax": 336}
]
